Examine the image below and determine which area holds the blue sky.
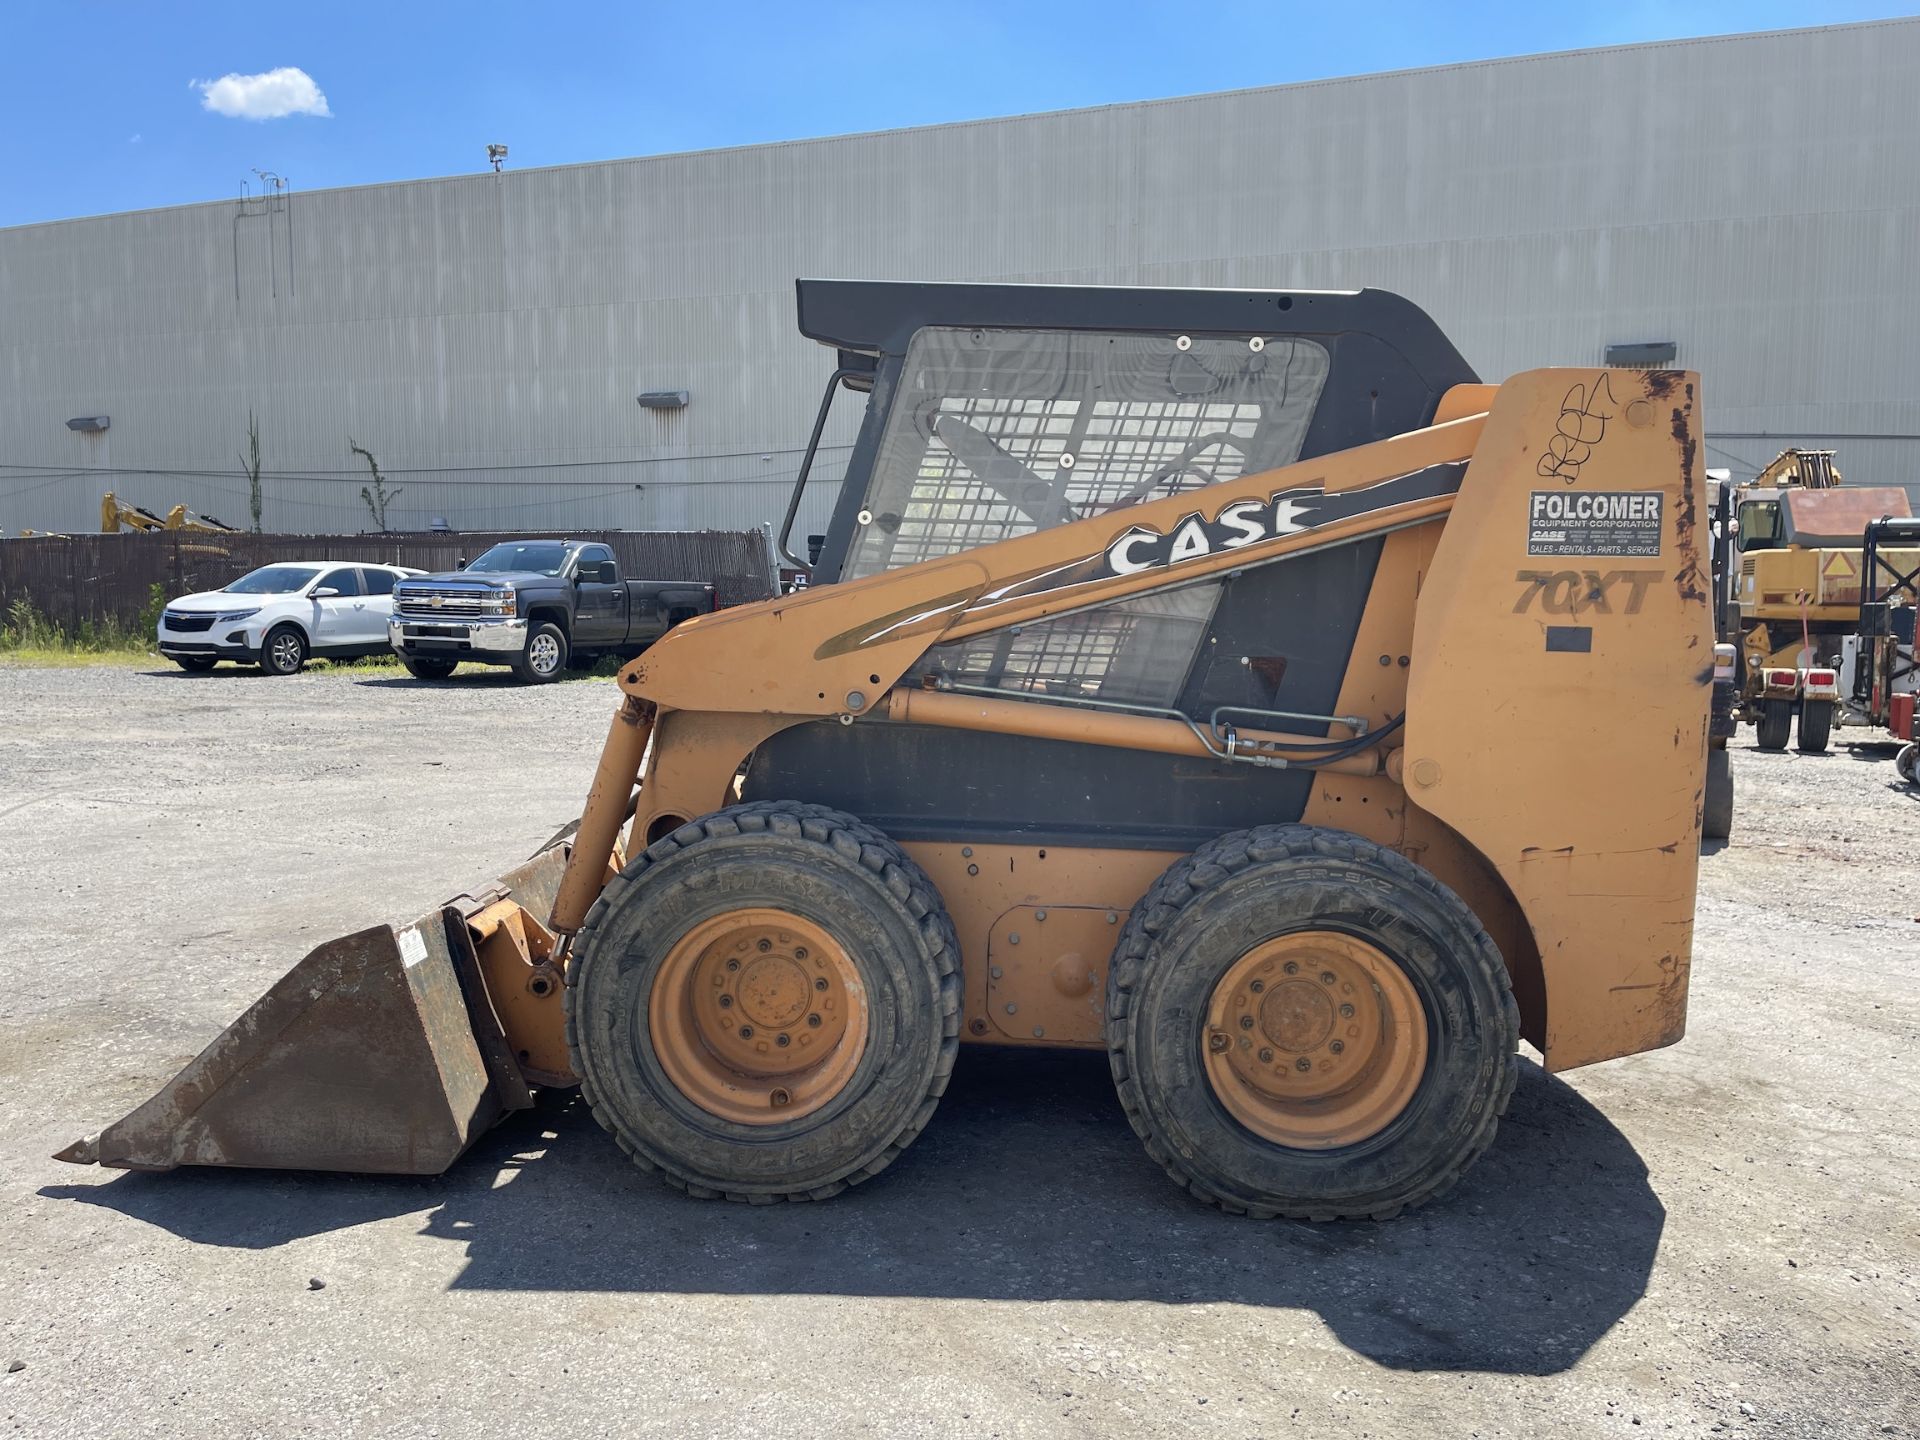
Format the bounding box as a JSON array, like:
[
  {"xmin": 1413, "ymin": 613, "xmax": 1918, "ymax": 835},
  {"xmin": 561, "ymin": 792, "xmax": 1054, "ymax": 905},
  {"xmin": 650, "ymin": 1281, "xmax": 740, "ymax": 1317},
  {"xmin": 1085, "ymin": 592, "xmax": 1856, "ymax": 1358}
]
[{"xmin": 1, "ymin": 1, "xmax": 1908, "ymax": 227}]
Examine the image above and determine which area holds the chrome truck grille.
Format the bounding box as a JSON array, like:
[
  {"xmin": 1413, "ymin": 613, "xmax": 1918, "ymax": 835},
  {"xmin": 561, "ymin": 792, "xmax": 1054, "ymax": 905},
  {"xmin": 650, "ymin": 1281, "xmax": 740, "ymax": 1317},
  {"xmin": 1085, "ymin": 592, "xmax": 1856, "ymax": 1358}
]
[{"xmin": 394, "ymin": 586, "xmax": 493, "ymax": 619}]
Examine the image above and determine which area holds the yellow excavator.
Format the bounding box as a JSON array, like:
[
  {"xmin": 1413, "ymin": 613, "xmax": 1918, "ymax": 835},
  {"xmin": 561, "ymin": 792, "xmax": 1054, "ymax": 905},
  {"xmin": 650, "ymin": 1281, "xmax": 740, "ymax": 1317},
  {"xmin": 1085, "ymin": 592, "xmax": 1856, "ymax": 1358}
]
[{"xmin": 58, "ymin": 281, "xmax": 1712, "ymax": 1221}]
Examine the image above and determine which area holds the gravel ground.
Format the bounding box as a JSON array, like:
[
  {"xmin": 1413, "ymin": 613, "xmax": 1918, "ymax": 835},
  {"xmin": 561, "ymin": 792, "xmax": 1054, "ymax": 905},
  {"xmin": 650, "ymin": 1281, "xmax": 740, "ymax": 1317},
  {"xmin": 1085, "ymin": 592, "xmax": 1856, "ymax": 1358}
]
[{"xmin": 2, "ymin": 663, "xmax": 1916, "ymax": 1439}]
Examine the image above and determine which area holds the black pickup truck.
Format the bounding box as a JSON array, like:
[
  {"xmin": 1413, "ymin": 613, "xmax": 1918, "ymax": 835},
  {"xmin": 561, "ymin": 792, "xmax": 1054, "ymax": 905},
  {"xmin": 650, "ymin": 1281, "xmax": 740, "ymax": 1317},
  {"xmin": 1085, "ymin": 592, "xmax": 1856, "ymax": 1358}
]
[{"xmin": 388, "ymin": 539, "xmax": 716, "ymax": 682}]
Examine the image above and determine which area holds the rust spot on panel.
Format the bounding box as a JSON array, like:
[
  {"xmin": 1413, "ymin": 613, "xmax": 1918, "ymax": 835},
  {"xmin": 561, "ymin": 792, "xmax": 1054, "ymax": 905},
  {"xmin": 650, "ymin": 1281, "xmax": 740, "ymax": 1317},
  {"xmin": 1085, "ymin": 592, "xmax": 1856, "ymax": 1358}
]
[{"xmin": 1670, "ymin": 403, "xmax": 1706, "ymax": 604}]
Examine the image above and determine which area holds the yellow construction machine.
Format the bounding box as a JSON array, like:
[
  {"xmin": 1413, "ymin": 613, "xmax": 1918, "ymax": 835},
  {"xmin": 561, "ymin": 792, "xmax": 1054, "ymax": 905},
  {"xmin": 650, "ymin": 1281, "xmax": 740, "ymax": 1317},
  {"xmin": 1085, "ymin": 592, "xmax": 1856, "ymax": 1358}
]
[
  {"xmin": 59, "ymin": 282, "xmax": 1712, "ymax": 1220},
  {"xmin": 100, "ymin": 491, "xmax": 240, "ymax": 535},
  {"xmin": 1712, "ymin": 450, "xmax": 1915, "ymax": 752}
]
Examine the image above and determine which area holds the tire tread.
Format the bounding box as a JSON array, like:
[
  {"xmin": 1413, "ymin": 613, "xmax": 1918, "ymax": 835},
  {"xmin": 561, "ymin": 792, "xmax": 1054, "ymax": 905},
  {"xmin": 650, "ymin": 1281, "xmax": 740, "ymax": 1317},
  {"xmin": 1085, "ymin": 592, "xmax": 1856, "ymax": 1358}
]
[
  {"xmin": 564, "ymin": 800, "xmax": 959, "ymax": 1204},
  {"xmin": 1106, "ymin": 822, "xmax": 1518, "ymax": 1223}
]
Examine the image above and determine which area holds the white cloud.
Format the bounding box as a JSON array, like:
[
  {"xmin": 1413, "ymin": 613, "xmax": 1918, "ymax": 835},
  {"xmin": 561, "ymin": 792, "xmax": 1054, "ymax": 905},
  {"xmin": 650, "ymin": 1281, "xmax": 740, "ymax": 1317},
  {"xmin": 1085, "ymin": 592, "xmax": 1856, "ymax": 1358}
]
[{"xmin": 192, "ymin": 67, "xmax": 331, "ymax": 120}]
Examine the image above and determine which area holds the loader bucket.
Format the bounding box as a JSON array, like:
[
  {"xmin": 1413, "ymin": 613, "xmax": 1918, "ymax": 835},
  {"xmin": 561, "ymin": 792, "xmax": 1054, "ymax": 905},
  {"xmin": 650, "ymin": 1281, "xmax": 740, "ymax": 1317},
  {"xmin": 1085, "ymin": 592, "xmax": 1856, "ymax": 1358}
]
[{"xmin": 55, "ymin": 846, "xmax": 572, "ymax": 1175}]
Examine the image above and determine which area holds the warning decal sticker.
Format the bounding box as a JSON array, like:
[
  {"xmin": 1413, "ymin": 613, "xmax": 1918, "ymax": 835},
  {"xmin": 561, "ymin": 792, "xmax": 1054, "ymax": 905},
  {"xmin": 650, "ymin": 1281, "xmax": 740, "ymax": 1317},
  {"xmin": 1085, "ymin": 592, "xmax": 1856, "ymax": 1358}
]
[{"xmin": 1527, "ymin": 491, "xmax": 1664, "ymax": 557}]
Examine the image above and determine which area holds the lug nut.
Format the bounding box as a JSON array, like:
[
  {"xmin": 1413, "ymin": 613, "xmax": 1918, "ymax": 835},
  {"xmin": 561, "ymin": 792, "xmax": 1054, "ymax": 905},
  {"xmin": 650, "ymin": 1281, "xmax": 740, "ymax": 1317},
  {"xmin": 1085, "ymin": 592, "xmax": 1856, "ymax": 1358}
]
[
  {"xmin": 813, "ymin": 977, "xmax": 829, "ymax": 991},
  {"xmin": 725, "ymin": 958, "xmax": 740, "ymax": 972},
  {"xmin": 718, "ymin": 994, "xmax": 734, "ymax": 1009},
  {"xmin": 1208, "ymin": 1032, "xmax": 1230, "ymax": 1053},
  {"xmin": 739, "ymin": 1025, "xmax": 754, "ymax": 1039},
  {"xmin": 1340, "ymin": 1003, "xmax": 1355, "ymax": 1018},
  {"xmin": 1238, "ymin": 1015, "xmax": 1254, "ymax": 1030},
  {"xmin": 1330, "ymin": 1040, "xmax": 1345, "ymax": 1054},
  {"xmin": 776, "ymin": 1033, "xmax": 791, "ymax": 1047},
  {"xmin": 1249, "ymin": 978, "xmax": 1265, "ymax": 993},
  {"xmin": 1320, "ymin": 971, "xmax": 1336, "ymax": 985},
  {"xmin": 1258, "ymin": 1048, "xmax": 1274, "ymax": 1063},
  {"xmin": 794, "ymin": 946, "xmax": 808, "ymax": 961},
  {"xmin": 769, "ymin": 1087, "xmax": 791, "ymax": 1108},
  {"xmin": 807, "ymin": 1013, "xmax": 822, "ymax": 1027},
  {"xmin": 757, "ymin": 938, "xmax": 773, "ymax": 953},
  {"xmin": 1296, "ymin": 1057, "xmax": 1312, "ymax": 1072},
  {"xmin": 1283, "ymin": 961, "xmax": 1299, "ymax": 975}
]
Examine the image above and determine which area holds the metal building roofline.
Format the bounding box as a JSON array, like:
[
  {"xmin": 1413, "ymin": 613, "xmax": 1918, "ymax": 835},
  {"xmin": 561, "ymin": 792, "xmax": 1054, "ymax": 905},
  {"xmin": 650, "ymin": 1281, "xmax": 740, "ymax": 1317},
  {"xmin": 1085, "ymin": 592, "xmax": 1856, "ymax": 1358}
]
[{"xmin": 3, "ymin": 17, "xmax": 1915, "ymax": 236}]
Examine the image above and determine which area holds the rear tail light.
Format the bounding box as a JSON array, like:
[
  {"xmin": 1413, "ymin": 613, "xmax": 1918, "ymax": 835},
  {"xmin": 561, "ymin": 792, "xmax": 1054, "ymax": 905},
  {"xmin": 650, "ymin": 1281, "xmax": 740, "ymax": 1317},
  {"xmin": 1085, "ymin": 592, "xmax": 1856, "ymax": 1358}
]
[
  {"xmin": 1763, "ymin": 669, "xmax": 1798, "ymax": 689},
  {"xmin": 1806, "ymin": 669, "xmax": 1837, "ymax": 687}
]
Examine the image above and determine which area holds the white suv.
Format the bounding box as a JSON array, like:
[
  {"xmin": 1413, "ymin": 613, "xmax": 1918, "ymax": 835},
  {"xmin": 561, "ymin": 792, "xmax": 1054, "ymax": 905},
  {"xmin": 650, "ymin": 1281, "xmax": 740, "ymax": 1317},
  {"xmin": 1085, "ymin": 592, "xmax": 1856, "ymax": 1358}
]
[{"xmin": 157, "ymin": 562, "xmax": 423, "ymax": 675}]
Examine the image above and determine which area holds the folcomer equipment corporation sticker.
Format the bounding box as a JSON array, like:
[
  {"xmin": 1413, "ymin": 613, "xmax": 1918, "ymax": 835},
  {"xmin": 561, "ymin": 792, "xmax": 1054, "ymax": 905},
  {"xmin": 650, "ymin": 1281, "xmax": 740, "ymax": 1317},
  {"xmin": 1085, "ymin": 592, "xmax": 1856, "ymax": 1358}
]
[{"xmin": 1527, "ymin": 491, "xmax": 1664, "ymax": 557}]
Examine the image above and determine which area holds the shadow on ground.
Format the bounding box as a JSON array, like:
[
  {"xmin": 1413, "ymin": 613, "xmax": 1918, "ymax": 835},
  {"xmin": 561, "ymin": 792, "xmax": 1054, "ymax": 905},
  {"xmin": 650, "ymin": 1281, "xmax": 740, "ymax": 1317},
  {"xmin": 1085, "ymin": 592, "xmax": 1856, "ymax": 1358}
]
[
  {"xmin": 352, "ymin": 671, "xmax": 612, "ymax": 689},
  {"xmin": 42, "ymin": 1048, "xmax": 1662, "ymax": 1374}
]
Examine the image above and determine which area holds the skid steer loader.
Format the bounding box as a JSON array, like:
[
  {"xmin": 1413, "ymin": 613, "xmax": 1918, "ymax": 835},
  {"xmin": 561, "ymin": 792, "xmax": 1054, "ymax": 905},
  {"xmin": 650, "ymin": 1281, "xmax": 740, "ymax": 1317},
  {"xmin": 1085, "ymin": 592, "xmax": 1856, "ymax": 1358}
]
[{"xmin": 59, "ymin": 281, "xmax": 1711, "ymax": 1220}]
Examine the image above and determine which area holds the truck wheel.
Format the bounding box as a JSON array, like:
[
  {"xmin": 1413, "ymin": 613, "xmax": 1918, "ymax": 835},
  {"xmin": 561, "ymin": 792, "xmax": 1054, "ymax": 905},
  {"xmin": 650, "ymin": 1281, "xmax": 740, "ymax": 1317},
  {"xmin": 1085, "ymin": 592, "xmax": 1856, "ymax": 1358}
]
[
  {"xmin": 260, "ymin": 624, "xmax": 308, "ymax": 676},
  {"xmin": 512, "ymin": 623, "xmax": 568, "ymax": 683},
  {"xmin": 1702, "ymin": 748, "xmax": 1733, "ymax": 841},
  {"xmin": 401, "ymin": 655, "xmax": 458, "ymax": 681},
  {"xmin": 1894, "ymin": 742, "xmax": 1918, "ymax": 786},
  {"xmin": 566, "ymin": 801, "xmax": 960, "ymax": 1202},
  {"xmin": 1796, "ymin": 699, "xmax": 1833, "ymax": 754},
  {"xmin": 1107, "ymin": 824, "xmax": 1517, "ymax": 1221},
  {"xmin": 1755, "ymin": 700, "xmax": 1791, "ymax": 751}
]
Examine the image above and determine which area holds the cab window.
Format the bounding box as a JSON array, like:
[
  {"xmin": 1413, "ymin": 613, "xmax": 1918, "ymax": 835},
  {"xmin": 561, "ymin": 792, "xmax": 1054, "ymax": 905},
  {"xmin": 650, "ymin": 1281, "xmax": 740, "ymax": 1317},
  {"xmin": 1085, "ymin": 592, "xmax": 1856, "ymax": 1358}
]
[
  {"xmin": 576, "ymin": 545, "xmax": 616, "ymax": 576},
  {"xmin": 317, "ymin": 568, "xmax": 363, "ymax": 597},
  {"xmin": 360, "ymin": 568, "xmax": 397, "ymax": 596},
  {"xmin": 1736, "ymin": 500, "xmax": 1783, "ymax": 552},
  {"xmin": 844, "ymin": 326, "xmax": 1330, "ymax": 581}
]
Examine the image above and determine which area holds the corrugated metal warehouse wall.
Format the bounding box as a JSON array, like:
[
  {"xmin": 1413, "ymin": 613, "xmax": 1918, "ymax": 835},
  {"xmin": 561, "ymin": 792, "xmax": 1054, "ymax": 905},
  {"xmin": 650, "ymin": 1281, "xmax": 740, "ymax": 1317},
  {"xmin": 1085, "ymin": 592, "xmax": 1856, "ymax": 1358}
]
[{"xmin": 3, "ymin": 18, "xmax": 1917, "ymax": 538}]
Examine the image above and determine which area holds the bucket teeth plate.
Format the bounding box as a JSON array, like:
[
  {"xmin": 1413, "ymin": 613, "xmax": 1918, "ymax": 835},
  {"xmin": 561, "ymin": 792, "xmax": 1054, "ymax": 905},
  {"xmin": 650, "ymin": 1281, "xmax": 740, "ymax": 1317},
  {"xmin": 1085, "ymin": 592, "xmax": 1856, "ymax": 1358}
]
[{"xmin": 57, "ymin": 845, "xmax": 572, "ymax": 1175}]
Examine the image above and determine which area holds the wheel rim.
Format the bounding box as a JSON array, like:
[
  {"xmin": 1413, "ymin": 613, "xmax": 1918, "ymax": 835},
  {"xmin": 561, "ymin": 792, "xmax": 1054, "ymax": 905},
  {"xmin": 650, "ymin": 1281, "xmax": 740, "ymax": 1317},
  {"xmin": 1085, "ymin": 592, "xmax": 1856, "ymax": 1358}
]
[
  {"xmin": 1201, "ymin": 930, "xmax": 1428, "ymax": 1149},
  {"xmin": 529, "ymin": 633, "xmax": 560, "ymax": 675},
  {"xmin": 270, "ymin": 634, "xmax": 301, "ymax": 670},
  {"xmin": 648, "ymin": 908, "xmax": 868, "ymax": 1126}
]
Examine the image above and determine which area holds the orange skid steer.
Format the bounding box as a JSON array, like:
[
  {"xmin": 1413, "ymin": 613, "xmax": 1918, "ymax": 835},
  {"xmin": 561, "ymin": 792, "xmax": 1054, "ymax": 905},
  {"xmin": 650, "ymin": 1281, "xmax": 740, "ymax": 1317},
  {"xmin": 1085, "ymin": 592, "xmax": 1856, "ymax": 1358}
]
[{"xmin": 60, "ymin": 282, "xmax": 1711, "ymax": 1220}]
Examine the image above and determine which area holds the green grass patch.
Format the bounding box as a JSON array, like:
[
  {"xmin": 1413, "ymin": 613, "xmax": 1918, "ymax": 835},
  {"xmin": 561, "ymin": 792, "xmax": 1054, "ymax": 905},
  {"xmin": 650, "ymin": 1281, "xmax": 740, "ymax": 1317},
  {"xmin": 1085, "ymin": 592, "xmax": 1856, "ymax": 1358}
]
[
  {"xmin": 0, "ymin": 648, "xmax": 157, "ymax": 670},
  {"xmin": 1, "ymin": 593, "xmax": 162, "ymax": 657}
]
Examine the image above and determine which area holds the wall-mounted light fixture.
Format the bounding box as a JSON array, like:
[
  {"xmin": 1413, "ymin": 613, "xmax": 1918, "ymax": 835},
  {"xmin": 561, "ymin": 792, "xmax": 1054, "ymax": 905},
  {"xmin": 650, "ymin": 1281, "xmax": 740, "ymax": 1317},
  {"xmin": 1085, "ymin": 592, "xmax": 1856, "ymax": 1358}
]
[
  {"xmin": 637, "ymin": 390, "xmax": 690, "ymax": 411},
  {"xmin": 1604, "ymin": 341, "xmax": 1677, "ymax": 367},
  {"xmin": 66, "ymin": 415, "xmax": 111, "ymax": 433}
]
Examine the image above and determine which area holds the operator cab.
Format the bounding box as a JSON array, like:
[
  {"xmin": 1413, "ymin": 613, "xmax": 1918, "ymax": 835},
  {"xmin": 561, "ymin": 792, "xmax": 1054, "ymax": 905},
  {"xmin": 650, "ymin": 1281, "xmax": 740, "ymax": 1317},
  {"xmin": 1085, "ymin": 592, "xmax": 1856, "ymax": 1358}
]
[{"xmin": 754, "ymin": 279, "xmax": 1482, "ymax": 849}]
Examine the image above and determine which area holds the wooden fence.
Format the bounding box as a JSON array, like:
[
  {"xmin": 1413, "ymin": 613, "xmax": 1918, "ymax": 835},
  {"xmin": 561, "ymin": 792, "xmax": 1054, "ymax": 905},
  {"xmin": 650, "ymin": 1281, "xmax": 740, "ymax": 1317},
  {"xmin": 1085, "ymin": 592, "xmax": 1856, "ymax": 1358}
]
[{"xmin": 0, "ymin": 529, "xmax": 778, "ymax": 631}]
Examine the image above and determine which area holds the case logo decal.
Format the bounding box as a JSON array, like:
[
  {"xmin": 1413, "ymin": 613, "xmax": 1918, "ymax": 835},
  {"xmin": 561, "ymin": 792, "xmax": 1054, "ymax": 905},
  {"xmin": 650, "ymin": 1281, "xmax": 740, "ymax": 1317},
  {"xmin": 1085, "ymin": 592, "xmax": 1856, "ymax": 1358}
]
[{"xmin": 1099, "ymin": 463, "xmax": 1464, "ymax": 578}]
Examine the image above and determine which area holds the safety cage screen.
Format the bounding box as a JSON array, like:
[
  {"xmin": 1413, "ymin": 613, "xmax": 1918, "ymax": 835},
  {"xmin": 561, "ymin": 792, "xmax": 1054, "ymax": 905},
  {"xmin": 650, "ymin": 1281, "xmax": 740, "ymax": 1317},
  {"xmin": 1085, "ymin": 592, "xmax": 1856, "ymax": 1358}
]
[
  {"xmin": 857, "ymin": 325, "xmax": 1327, "ymax": 706},
  {"xmin": 844, "ymin": 326, "xmax": 1330, "ymax": 580}
]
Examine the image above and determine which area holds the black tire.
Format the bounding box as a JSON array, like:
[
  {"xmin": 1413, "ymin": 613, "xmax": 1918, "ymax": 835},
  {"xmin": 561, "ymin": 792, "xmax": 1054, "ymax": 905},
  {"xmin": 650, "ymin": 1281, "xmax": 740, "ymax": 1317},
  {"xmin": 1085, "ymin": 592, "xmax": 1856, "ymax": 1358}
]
[
  {"xmin": 1895, "ymin": 742, "xmax": 1918, "ymax": 787},
  {"xmin": 1796, "ymin": 698, "xmax": 1833, "ymax": 754},
  {"xmin": 565, "ymin": 801, "xmax": 960, "ymax": 1202},
  {"xmin": 1755, "ymin": 699, "xmax": 1791, "ymax": 751},
  {"xmin": 259, "ymin": 624, "xmax": 308, "ymax": 676},
  {"xmin": 1107, "ymin": 824, "xmax": 1518, "ymax": 1221},
  {"xmin": 172, "ymin": 655, "xmax": 218, "ymax": 673},
  {"xmin": 401, "ymin": 654, "xmax": 458, "ymax": 681},
  {"xmin": 511, "ymin": 622, "xmax": 568, "ymax": 683},
  {"xmin": 1702, "ymin": 747, "xmax": 1734, "ymax": 841}
]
